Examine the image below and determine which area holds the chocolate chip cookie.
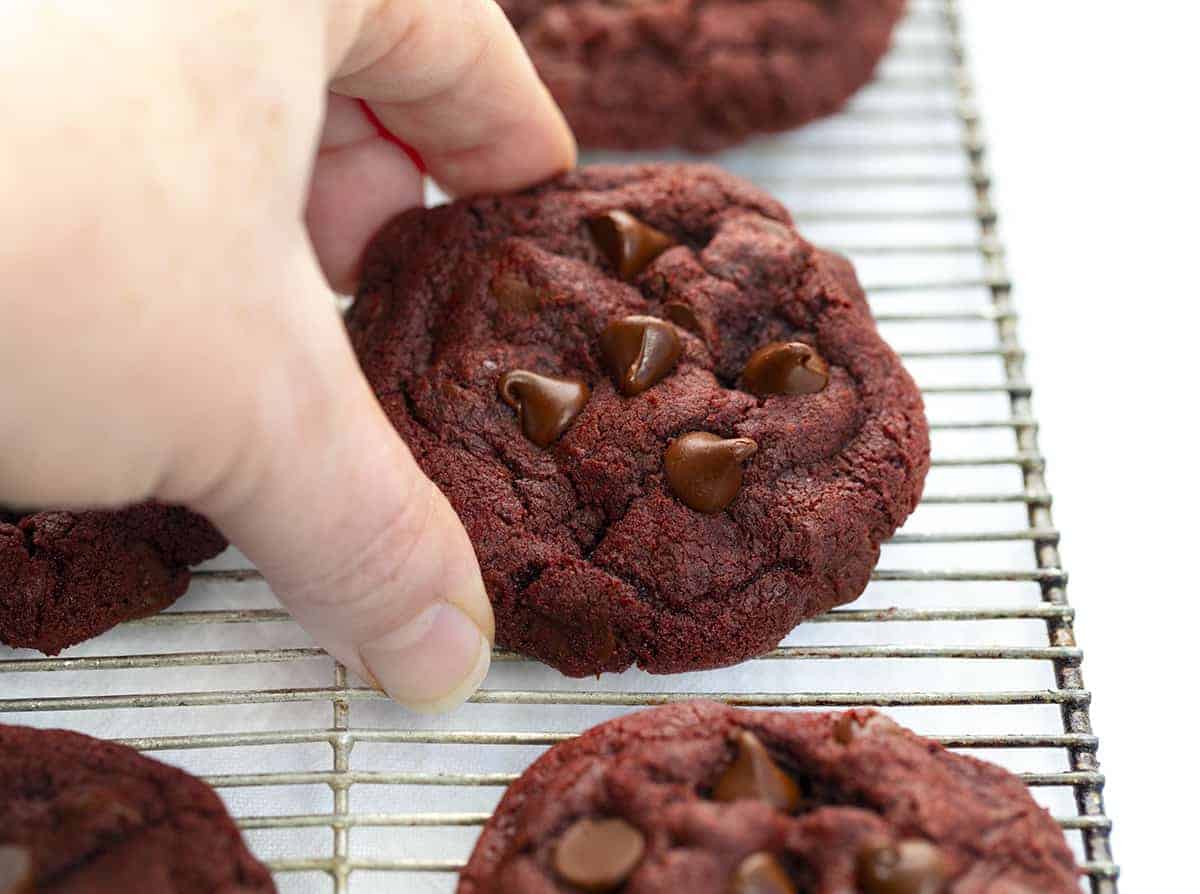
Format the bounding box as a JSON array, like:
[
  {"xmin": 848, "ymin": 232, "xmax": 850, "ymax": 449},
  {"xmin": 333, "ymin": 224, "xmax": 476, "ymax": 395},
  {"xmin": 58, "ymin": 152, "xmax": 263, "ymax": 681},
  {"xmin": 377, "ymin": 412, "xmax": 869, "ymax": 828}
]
[
  {"xmin": 348, "ymin": 163, "xmax": 929, "ymax": 676},
  {"xmin": 0, "ymin": 503, "xmax": 225, "ymax": 654},
  {"xmin": 499, "ymin": 0, "xmax": 907, "ymax": 151},
  {"xmin": 0, "ymin": 724, "xmax": 275, "ymax": 893},
  {"xmin": 457, "ymin": 702, "xmax": 1081, "ymax": 893}
]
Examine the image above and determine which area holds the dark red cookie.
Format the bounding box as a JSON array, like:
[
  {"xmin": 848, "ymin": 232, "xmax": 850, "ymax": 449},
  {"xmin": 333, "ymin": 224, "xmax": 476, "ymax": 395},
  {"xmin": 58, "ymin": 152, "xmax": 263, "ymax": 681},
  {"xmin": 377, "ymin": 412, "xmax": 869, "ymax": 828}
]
[
  {"xmin": 349, "ymin": 163, "xmax": 929, "ymax": 676},
  {"xmin": 0, "ymin": 724, "xmax": 275, "ymax": 893},
  {"xmin": 458, "ymin": 702, "xmax": 1081, "ymax": 894},
  {"xmin": 499, "ymin": 0, "xmax": 907, "ymax": 151},
  {"xmin": 0, "ymin": 503, "xmax": 225, "ymax": 654}
]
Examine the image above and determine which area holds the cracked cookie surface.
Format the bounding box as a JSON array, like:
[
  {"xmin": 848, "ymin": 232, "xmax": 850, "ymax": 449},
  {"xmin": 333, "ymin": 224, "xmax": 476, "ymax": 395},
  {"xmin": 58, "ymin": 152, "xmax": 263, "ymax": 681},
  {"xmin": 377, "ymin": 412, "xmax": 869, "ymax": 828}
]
[
  {"xmin": 0, "ymin": 724, "xmax": 275, "ymax": 893},
  {"xmin": 457, "ymin": 702, "xmax": 1081, "ymax": 894},
  {"xmin": 499, "ymin": 0, "xmax": 907, "ymax": 151},
  {"xmin": 1, "ymin": 504, "xmax": 226, "ymax": 654},
  {"xmin": 348, "ymin": 163, "xmax": 929, "ymax": 676}
]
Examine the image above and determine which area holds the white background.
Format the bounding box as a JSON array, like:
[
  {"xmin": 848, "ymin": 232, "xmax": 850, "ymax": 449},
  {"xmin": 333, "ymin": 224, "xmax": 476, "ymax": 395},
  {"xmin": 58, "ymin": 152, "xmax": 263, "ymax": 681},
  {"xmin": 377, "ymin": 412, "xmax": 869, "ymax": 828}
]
[{"xmin": 961, "ymin": 3, "xmax": 1199, "ymax": 889}]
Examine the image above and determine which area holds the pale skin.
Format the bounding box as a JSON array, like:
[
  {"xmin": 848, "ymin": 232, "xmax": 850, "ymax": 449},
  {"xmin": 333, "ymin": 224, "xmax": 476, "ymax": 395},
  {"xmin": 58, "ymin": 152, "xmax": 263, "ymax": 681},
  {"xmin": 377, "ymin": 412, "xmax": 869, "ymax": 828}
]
[{"xmin": 0, "ymin": 1, "xmax": 576, "ymax": 711}]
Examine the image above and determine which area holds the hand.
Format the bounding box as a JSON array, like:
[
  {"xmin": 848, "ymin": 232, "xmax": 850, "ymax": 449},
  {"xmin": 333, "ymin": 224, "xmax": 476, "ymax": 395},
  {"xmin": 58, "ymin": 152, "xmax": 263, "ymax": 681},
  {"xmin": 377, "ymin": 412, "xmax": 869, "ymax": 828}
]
[{"xmin": 0, "ymin": 0, "xmax": 575, "ymax": 711}]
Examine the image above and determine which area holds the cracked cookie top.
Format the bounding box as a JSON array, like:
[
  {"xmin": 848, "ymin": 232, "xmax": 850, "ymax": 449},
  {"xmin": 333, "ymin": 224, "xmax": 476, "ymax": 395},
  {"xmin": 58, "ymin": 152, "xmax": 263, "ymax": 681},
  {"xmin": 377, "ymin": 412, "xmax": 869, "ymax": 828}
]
[
  {"xmin": 457, "ymin": 702, "xmax": 1081, "ymax": 894},
  {"xmin": 0, "ymin": 724, "xmax": 275, "ymax": 893},
  {"xmin": 498, "ymin": 0, "xmax": 908, "ymax": 151},
  {"xmin": 1, "ymin": 504, "xmax": 226, "ymax": 654},
  {"xmin": 348, "ymin": 163, "xmax": 929, "ymax": 676}
]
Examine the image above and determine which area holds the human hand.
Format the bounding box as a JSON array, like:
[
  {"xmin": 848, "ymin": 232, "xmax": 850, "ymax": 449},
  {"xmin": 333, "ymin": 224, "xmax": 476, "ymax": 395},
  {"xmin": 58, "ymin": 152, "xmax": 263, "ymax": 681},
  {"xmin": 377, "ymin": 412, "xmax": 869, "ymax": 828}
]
[{"xmin": 0, "ymin": 0, "xmax": 575, "ymax": 710}]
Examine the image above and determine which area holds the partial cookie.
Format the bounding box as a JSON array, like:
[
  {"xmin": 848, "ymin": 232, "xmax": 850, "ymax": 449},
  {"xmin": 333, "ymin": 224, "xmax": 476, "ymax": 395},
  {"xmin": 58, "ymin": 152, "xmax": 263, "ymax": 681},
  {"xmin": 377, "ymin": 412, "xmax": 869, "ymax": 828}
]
[
  {"xmin": 458, "ymin": 702, "xmax": 1081, "ymax": 893},
  {"xmin": 0, "ymin": 503, "xmax": 226, "ymax": 654},
  {"xmin": 0, "ymin": 724, "xmax": 275, "ymax": 893},
  {"xmin": 349, "ymin": 163, "xmax": 929, "ymax": 676},
  {"xmin": 499, "ymin": 0, "xmax": 907, "ymax": 151}
]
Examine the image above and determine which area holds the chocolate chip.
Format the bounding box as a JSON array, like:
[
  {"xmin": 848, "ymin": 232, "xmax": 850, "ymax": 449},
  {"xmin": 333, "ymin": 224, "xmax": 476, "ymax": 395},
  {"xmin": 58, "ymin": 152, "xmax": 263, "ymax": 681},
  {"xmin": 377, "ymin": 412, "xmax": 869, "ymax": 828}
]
[
  {"xmin": 491, "ymin": 269, "xmax": 543, "ymax": 313},
  {"xmin": 833, "ymin": 712, "xmax": 862, "ymax": 746},
  {"xmin": 588, "ymin": 210, "xmax": 675, "ymax": 280},
  {"xmin": 663, "ymin": 301, "xmax": 702, "ymax": 336},
  {"xmin": 599, "ymin": 315, "xmax": 681, "ymax": 396},
  {"xmin": 858, "ymin": 840, "xmax": 949, "ymax": 894},
  {"xmin": 665, "ymin": 433, "xmax": 758, "ymax": 515},
  {"xmin": 554, "ymin": 817, "xmax": 645, "ymax": 892},
  {"xmin": 713, "ymin": 730, "xmax": 800, "ymax": 811},
  {"xmin": 730, "ymin": 853, "xmax": 796, "ymax": 894},
  {"xmin": 741, "ymin": 342, "xmax": 829, "ymax": 397},
  {"xmin": 499, "ymin": 370, "xmax": 591, "ymax": 447},
  {"xmin": 0, "ymin": 845, "xmax": 34, "ymax": 894}
]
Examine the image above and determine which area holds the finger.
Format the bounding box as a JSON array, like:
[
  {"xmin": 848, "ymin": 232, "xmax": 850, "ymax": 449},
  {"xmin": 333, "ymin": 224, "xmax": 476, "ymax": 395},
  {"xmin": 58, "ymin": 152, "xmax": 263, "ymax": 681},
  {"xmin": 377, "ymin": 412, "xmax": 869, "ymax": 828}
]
[
  {"xmin": 306, "ymin": 94, "xmax": 425, "ymax": 294},
  {"xmin": 327, "ymin": 0, "xmax": 576, "ymax": 196},
  {"xmin": 179, "ymin": 259, "xmax": 494, "ymax": 713}
]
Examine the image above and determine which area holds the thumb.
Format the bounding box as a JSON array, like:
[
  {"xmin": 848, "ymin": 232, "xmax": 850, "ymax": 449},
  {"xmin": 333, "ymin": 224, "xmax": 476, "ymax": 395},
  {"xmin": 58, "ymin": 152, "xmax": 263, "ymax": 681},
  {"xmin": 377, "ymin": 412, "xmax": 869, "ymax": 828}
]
[{"xmin": 182, "ymin": 267, "xmax": 493, "ymax": 714}]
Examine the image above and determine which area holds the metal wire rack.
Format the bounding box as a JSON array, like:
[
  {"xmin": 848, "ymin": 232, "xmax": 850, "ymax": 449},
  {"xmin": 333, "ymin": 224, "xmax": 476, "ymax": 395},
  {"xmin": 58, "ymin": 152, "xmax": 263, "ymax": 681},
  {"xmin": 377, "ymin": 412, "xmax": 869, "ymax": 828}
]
[{"xmin": 0, "ymin": 1, "xmax": 1118, "ymax": 891}]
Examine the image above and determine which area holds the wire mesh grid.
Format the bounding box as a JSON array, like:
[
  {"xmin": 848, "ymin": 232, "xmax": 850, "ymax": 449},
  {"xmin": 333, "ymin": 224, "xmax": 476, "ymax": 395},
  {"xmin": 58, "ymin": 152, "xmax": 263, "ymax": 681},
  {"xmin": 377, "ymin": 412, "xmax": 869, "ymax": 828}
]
[{"xmin": 0, "ymin": 1, "xmax": 1118, "ymax": 891}]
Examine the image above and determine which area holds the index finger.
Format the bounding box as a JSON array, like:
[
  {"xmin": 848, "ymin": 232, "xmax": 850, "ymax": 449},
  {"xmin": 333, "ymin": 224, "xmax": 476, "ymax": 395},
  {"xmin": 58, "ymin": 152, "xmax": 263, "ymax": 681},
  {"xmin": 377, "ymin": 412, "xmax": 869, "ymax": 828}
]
[{"xmin": 328, "ymin": 0, "xmax": 576, "ymax": 196}]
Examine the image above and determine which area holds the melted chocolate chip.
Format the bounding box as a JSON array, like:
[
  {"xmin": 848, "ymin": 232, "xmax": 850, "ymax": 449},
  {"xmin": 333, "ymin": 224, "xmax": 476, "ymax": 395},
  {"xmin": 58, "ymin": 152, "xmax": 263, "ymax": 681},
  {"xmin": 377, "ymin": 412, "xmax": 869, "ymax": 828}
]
[
  {"xmin": 741, "ymin": 342, "xmax": 829, "ymax": 397},
  {"xmin": 554, "ymin": 817, "xmax": 645, "ymax": 892},
  {"xmin": 499, "ymin": 370, "xmax": 591, "ymax": 447},
  {"xmin": 665, "ymin": 433, "xmax": 758, "ymax": 515},
  {"xmin": 833, "ymin": 712, "xmax": 861, "ymax": 746},
  {"xmin": 588, "ymin": 210, "xmax": 675, "ymax": 280},
  {"xmin": 713, "ymin": 730, "xmax": 800, "ymax": 811},
  {"xmin": 599, "ymin": 316, "xmax": 681, "ymax": 396},
  {"xmin": 491, "ymin": 269, "xmax": 543, "ymax": 313},
  {"xmin": 858, "ymin": 840, "xmax": 949, "ymax": 894},
  {"xmin": 730, "ymin": 853, "xmax": 797, "ymax": 894},
  {"xmin": 663, "ymin": 301, "xmax": 703, "ymax": 336},
  {"xmin": 0, "ymin": 845, "xmax": 34, "ymax": 894}
]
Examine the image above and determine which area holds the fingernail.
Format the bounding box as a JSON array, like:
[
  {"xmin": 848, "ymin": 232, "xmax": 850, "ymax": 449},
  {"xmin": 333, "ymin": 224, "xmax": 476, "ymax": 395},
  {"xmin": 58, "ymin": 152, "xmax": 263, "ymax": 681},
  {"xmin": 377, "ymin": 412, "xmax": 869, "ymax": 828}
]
[{"xmin": 359, "ymin": 601, "xmax": 492, "ymax": 713}]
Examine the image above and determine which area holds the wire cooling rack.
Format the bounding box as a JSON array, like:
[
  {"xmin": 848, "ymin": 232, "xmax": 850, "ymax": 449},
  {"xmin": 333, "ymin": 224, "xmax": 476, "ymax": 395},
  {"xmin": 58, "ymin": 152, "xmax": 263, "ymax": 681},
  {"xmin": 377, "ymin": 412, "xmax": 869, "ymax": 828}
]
[{"xmin": 0, "ymin": 2, "xmax": 1118, "ymax": 891}]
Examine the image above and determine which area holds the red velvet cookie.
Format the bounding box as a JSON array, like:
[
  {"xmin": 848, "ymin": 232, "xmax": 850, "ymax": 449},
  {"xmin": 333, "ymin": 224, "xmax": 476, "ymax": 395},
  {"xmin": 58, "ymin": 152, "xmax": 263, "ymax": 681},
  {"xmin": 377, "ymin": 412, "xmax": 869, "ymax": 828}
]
[
  {"xmin": 0, "ymin": 503, "xmax": 225, "ymax": 654},
  {"xmin": 458, "ymin": 702, "xmax": 1081, "ymax": 894},
  {"xmin": 349, "ymin": 163, "xmax": 929, "ymax": 676},
  {"xmin": 0, "ymin": 724, "xmax": 275, "ymax": 893},
  {"xmin": 499, "ymin": 0, "xmax": 907, "ymax": 151}
]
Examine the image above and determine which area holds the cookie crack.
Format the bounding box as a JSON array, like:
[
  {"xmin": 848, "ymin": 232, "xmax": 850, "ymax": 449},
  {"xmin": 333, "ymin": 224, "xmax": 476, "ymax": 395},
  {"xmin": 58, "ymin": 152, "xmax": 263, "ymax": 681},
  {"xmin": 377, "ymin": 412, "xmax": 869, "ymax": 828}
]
[{"xmin": 32, "ymin": 771, "xmax": 244, "ymax": 890}]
